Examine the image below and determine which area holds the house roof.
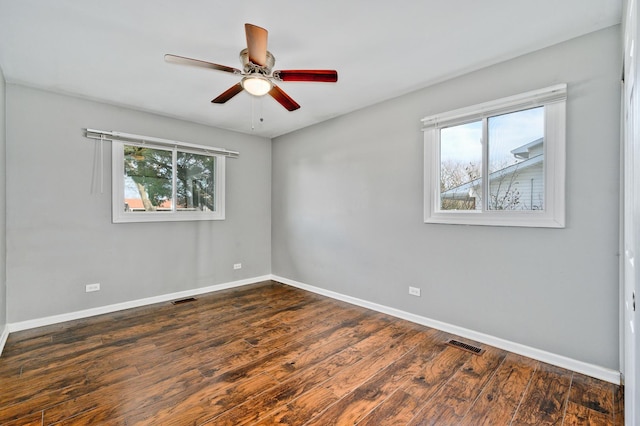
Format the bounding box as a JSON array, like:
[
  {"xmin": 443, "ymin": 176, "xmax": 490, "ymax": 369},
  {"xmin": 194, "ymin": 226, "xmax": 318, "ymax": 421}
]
[
  {"xmin": 441, "ymin": 152, "xmax": 543, "ymax": 200},
  {"xmin": 511, "ymin": 137, "xmax": 543, "ymax": 159},
  {"xmin": 125, "ymin": 198, "xmax": 172, "ymax": 210}
]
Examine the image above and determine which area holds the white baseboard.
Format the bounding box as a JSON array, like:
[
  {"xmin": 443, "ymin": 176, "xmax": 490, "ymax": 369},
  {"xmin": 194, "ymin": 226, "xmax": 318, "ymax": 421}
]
[
  {"xmin": 4, "ymin": 274, "xmax": 621, "ymax": 385},
  {"xmin": 7, "ymin": 275, "xmax": 271, "ymax": 333},
  {"xmin": 0, "ymin": 324, "xmax": 9, "ymax": 357},
  {"xmin": 271, "ymin": 274, "xmax": 621, "ymax": 385}
]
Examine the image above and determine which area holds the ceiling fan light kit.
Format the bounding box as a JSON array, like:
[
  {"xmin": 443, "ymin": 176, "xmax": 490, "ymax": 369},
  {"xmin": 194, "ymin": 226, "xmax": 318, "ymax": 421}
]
[
  {"xmin": 241, "ymin": 76, "xmax": 272, "ymax": 97},
  {"xmin": 165, "ymin": 23, "xmax": 338, "ymax": 111}
]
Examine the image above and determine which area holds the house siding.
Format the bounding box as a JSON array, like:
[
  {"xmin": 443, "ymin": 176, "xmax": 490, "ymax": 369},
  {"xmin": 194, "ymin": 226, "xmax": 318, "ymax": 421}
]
[{"xmin": 487, "ymin": 160, "xmax": 544, "ymax": 210}]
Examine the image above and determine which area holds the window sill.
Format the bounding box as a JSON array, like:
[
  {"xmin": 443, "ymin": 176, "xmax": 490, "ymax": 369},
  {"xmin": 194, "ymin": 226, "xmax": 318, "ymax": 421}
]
[
  {"xmin": 424, "ymin": 211, "xmax": 564, "ymax": 228},
  {"xmin": 113, "ymin": 212, "xmax": 225, "ymax": 223}
]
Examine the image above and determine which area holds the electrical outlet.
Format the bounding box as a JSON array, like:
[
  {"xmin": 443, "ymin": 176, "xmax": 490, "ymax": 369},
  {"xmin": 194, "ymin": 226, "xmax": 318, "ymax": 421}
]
[
  {"xmin": 233, "ymin": 263, "xmax": 242, "ymax": 270},
  {"xmin": 409, "ymin": 286, "xmax": 421, "ymax": 297},
  {"xmin": 85, "ymin": 283, "xmax": 101, "ymax": 293}
]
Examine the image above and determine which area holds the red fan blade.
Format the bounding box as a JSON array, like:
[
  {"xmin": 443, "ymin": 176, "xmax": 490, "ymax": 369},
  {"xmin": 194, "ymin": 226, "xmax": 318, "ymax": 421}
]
[
  {"xmin": 275, "ymin": 70, "xmax": 338, "ymax": 83},
  {"xmin": 212, "ymin": 83, "xmax": 244, "ymax": 104},
  {"xmin": 269, "ymin": 85, "xmax": 300, "ymax": 111},
  {"xmin": 245, "ymin": 23, "xmax": 268, "ymax": 66},
  {"xmin": 165, "ymin": 54, "xmax": 241, "ymax": 74}
]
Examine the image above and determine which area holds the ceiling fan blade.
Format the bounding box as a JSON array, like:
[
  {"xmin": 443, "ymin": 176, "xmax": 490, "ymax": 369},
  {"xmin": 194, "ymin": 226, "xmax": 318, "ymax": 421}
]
[
  {"xmin": 165, "ymin": 54, "xmax": 240, "ymax": 74},
  {"xmin": 212, "ymin": 83, "xmax": 244, "ymax": 104},
  {"xmin": 269, "ymin": 85, "xmax": 300, "ymax": 111},
  {"xmin": 245, "ymin": 23, "xmax": 268, "ymax": 66},
  {"xmin": 275, "ymin": 70, "xmax": 338, "ymax": 83}
]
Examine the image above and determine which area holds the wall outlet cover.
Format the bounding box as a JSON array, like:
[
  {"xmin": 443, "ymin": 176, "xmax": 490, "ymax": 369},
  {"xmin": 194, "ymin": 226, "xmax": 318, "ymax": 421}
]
[{"xmin": 85, "ymin": 283, "xmax": 100, "ymax": 292}]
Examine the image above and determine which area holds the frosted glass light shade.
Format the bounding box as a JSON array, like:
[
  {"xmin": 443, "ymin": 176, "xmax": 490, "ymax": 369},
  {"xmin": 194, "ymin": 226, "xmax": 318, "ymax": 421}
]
[{"xmin": 242, "ymin": 76, "xmax": 272, "ymax": 96}]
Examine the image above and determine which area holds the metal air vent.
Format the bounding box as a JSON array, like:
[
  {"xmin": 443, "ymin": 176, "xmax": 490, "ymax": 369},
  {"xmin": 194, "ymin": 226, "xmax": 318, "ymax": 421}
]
[{"xmin": 447, "ymin": 339, "xmax": 484, "ymax": 355}]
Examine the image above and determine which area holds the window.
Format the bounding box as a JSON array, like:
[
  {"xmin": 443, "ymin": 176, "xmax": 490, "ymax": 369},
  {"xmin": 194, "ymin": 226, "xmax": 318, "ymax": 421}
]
[
  {"xmin": 422, "ymin": 84, "xmax": 566, "ymax": 227},
  {"xmin": 112, "ymin": 141, "xmax": 227, "ymax": 223}
]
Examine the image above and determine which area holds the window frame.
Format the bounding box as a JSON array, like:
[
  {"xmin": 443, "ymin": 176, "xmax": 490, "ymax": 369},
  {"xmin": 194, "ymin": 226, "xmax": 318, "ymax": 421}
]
[
  {"xmin": 112, "ymin": 140, "xmax": 226, "ymax": 223},
  {"xmin": 422, "ymin": 84, "xmax": 566, "ymax": 228}
]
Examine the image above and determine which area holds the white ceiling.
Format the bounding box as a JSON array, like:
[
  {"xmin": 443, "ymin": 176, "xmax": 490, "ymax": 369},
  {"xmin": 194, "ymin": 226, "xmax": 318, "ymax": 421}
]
[{"xmin": 0, "ymin": 0, "xmax": 622, "ymax": 138}]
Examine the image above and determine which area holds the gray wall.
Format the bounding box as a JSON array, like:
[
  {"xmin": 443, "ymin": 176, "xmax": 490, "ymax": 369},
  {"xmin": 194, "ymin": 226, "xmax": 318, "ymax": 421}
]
[
  {"xmin": 0, "ymin": 66, "xmax": 6, "ymax": 332},
  {"xmin": 272, "ymin": 26, "xmax": 621, "ymax": 369},
  {"xmin": 6, "ymin": 85, "xmax": 271, "ymax": 322}
]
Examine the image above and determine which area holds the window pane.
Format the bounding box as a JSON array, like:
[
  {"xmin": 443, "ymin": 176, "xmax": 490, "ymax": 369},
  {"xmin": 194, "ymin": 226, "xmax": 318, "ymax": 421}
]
[
  {"xmin": 176, "ymin": 152, "xmax": 215, "ymax": 212},
  {"xmin": 488, "ymin": 107, "xmax": 544, "ymax": 210},
  {"xmin": 439, "ymin": 121, "xmax": 483, "ymax": 210},
  {"xmin": 123, "ymin": 145, "xmax": 173, "ymax": 212}
]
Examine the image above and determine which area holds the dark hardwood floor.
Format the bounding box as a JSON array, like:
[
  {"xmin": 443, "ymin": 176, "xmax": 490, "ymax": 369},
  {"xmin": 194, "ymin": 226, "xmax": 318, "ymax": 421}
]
[{"xmin": 0, "ymin": 281, "xmax": 624, "ymax": 425}]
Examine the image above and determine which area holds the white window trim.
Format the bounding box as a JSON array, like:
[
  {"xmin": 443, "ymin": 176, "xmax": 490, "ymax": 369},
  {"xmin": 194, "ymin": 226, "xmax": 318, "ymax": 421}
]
[
  {"xmin": 112, "ymin": 140, "xmax": 227, "ymax": 223},
  {"xmin": 422, "ymin": 84, "xmax": 566, "ymax": 228}
]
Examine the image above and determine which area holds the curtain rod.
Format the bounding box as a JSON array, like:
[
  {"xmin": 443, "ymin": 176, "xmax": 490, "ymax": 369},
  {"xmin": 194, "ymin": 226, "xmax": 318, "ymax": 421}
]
[{"xmin": 84, "ymin": 128, "xmax": 240, "ymax": 158}]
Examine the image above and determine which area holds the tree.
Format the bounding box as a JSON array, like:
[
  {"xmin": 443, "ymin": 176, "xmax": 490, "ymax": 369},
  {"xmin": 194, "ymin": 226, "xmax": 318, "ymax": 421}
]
[
  {"xmin": 176, "ymin": 152, "xmax": 215, "ymax": 211},
  {"xmin": 488, "ymin": 160, "xmax": 522, "ymax": 210},
  {"xmin": 439, "ymin": 160, "xmax": 481, "ymax": 210},
  {"xmin": 124, "ymin": 146, "xmax": 172, "ymax": 211},
  {"xmin": 440, "ymin": 159, "xmax": 527, "ymax": 211},
  {"xmin": 124, "ymin": 146, "xmax": 215, "ymax": 212}
]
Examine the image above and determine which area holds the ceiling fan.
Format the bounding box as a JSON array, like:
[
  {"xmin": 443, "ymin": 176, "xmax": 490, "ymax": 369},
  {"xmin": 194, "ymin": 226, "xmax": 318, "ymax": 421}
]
[{"xmin": 165, "ymin": 23, "xmax": 338, "ymax": 111}]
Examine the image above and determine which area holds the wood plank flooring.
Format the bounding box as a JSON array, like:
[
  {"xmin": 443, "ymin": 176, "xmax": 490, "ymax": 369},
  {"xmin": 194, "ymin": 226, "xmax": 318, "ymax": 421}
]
[{"xmin": 0, "ymin": 280, "xmax": 624, "ymax": 425}]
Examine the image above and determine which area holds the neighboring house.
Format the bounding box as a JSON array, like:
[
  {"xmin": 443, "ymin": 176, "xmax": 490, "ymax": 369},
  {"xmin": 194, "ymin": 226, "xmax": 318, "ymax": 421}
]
[
  {"xmin": 440, "ymin": 138, "xmax": 544, "ymax": 210},
  {"xmin": 124, "ymin": 198, "xmax": 209, "ymax": 212},
  {"xmin": 124, "ymin": 198, "xmax": 173, "ymax": 212}
]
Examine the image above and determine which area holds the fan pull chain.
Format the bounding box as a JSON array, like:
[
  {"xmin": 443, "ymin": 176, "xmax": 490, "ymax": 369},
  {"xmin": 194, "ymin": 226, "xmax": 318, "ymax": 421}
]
[
  {"xmin": 251, "ymin": 96, "xmax": 256, "ymax": 130},
  {"xmin": 259, "ymin": 97, "xmax": 264, "ymax": 126},
  {"xmin": 250, "ymin": 97, "xmax": 265, "ymax": 131}
]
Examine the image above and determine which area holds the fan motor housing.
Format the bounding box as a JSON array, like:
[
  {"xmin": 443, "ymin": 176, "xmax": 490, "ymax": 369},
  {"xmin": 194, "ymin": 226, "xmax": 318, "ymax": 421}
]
[{"xmin": 240, "ymin": 48, "xmax": 275, "ymax": 75}]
